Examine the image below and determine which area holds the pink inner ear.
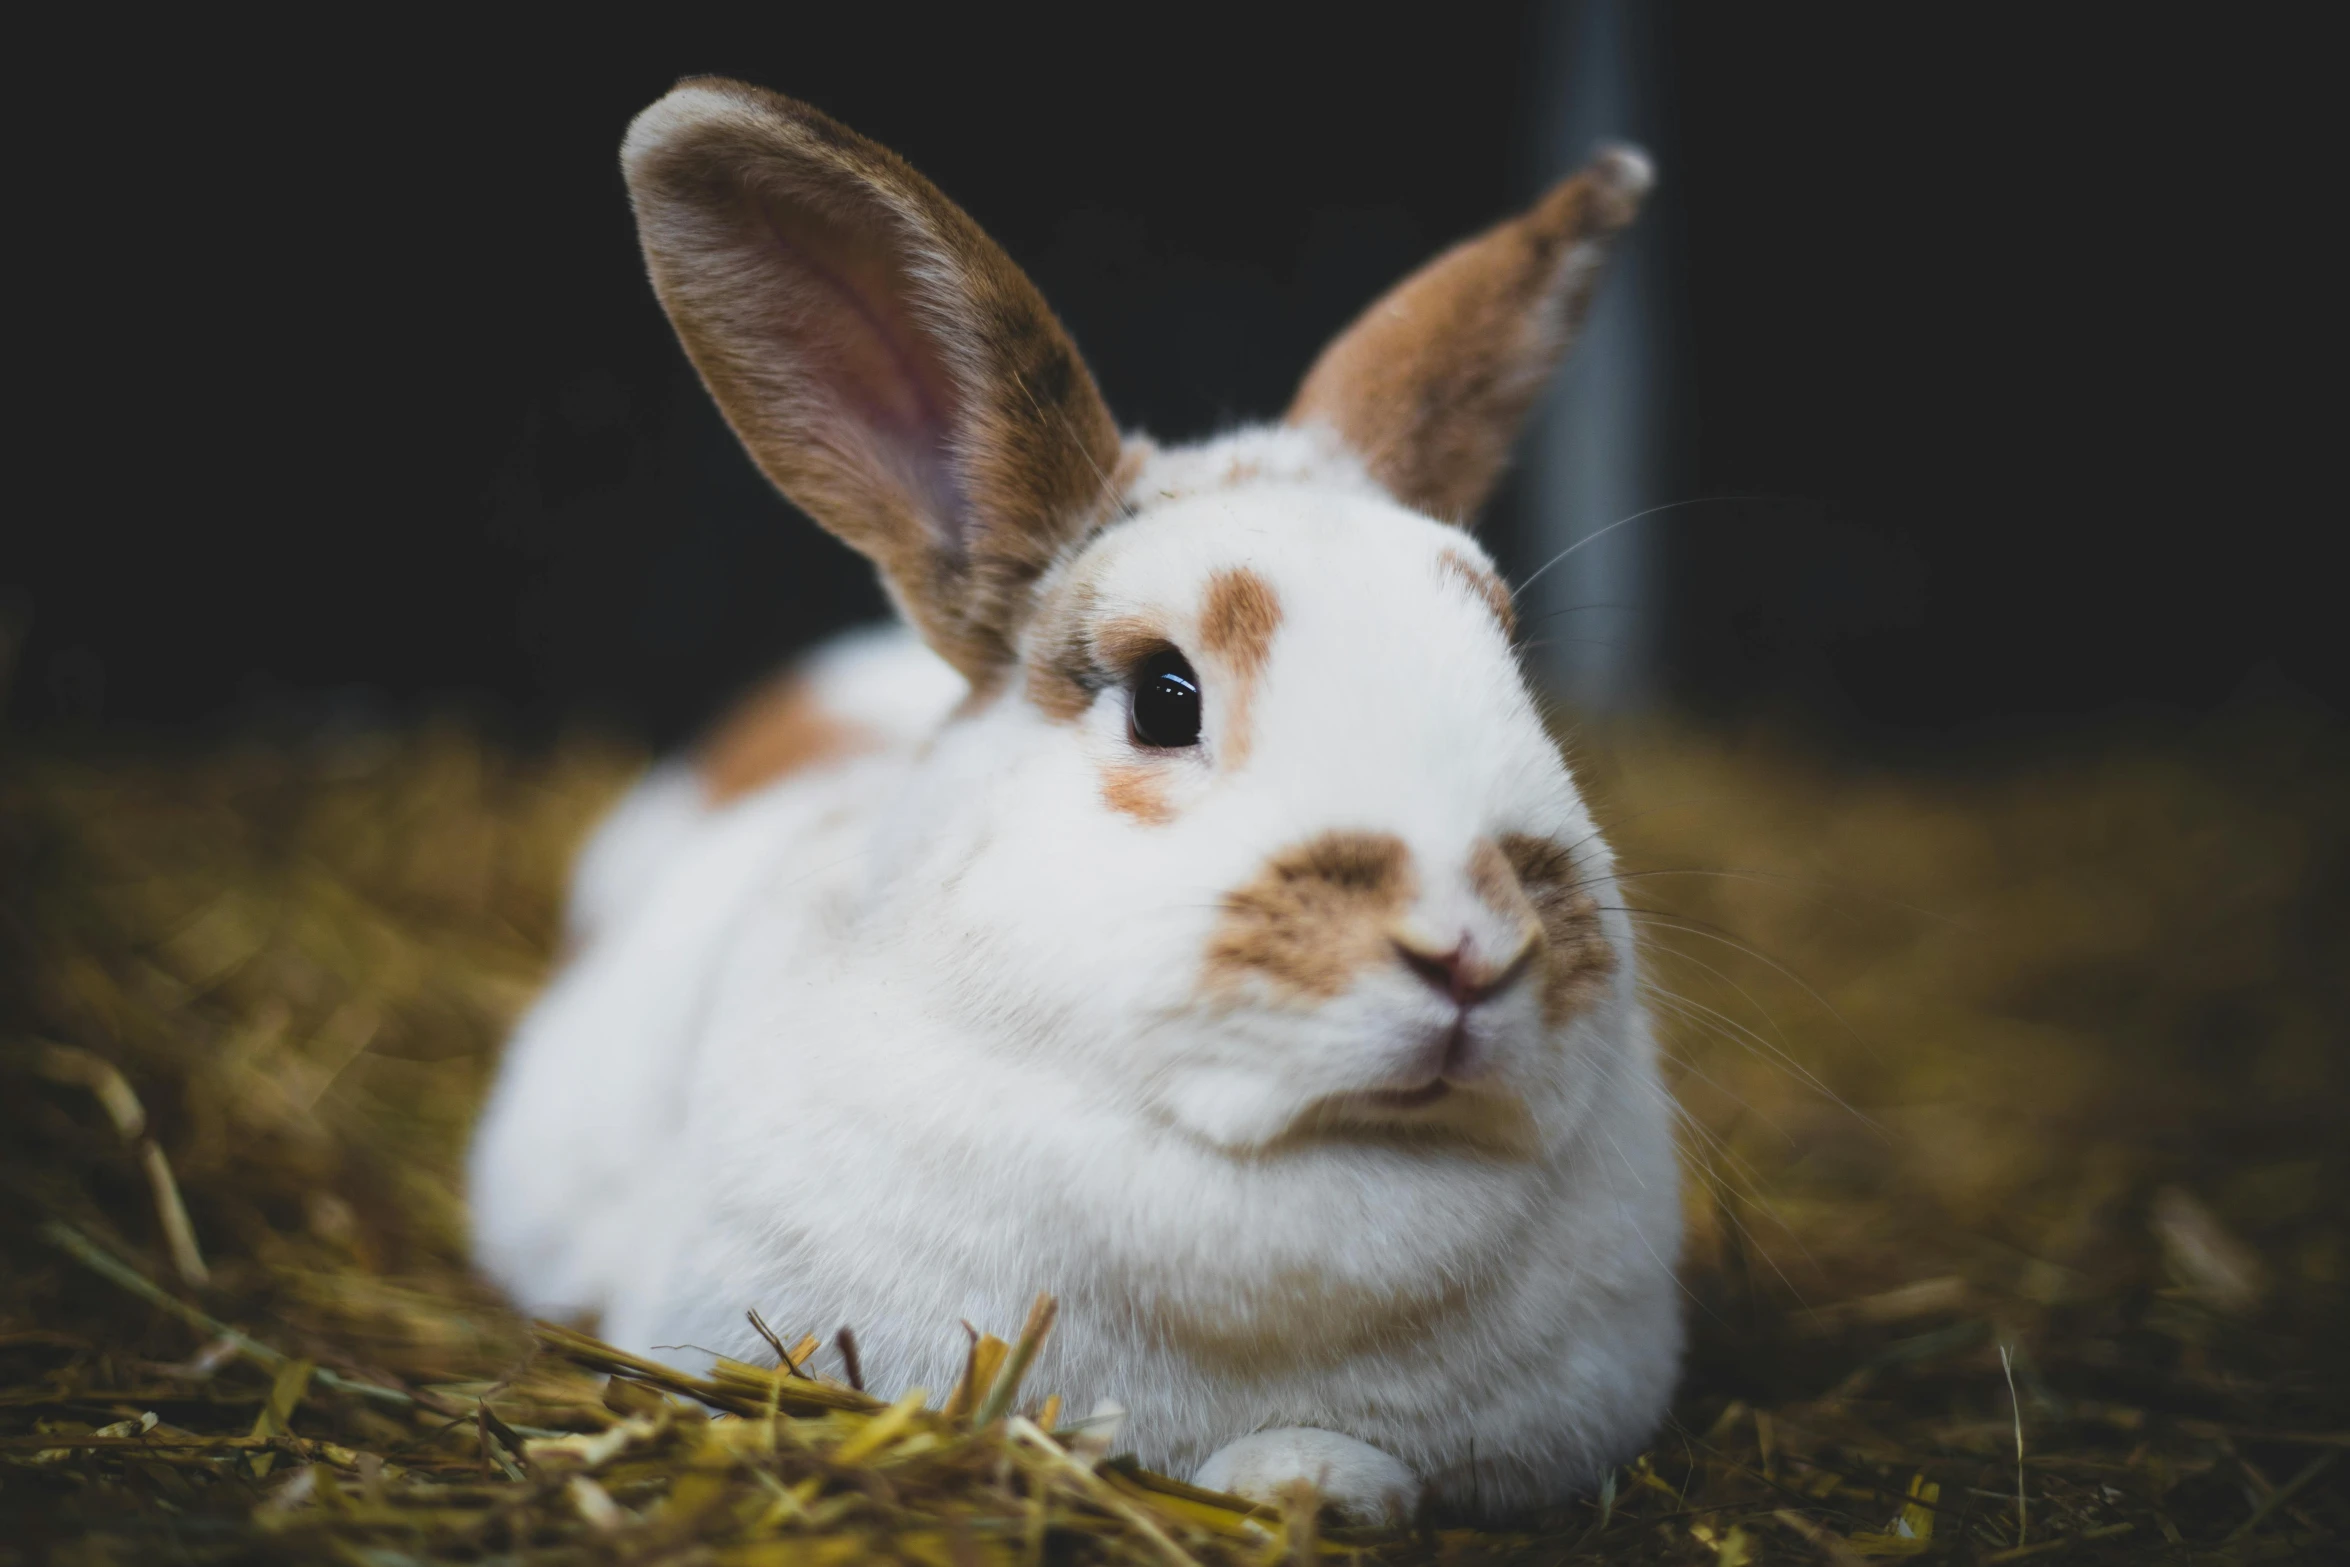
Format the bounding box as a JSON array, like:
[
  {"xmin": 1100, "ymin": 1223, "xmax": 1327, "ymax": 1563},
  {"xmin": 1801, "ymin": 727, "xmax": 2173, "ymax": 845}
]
[{"xmin": 749, "ymin": 183, "xmax": 970, "ymax": 552}]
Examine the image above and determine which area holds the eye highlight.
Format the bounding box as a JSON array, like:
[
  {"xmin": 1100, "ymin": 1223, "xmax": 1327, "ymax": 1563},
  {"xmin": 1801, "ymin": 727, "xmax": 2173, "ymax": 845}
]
[{"xmin": 1129, "ymin": 647, "xmax": 1203, "ymax": 749}]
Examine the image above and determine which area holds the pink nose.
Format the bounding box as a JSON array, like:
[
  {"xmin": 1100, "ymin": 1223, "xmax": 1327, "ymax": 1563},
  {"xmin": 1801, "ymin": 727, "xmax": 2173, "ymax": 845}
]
[{"xmin": 1392, "ymin": 933, "xmax": 1536, "ymax": 1007}]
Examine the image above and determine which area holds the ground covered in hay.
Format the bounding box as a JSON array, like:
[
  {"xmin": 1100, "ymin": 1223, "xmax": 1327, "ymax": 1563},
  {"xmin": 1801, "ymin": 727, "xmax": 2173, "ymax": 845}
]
[{"xmin": 3, "ymin": 705, "xmax": 2345, "ymax": 1564}]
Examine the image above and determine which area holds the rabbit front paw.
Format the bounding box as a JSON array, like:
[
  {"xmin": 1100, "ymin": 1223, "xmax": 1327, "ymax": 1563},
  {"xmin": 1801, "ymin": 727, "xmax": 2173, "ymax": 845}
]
[{"xmin": 1193, "ymin": 1427, "xmax": 1417, "ymax": 1525}]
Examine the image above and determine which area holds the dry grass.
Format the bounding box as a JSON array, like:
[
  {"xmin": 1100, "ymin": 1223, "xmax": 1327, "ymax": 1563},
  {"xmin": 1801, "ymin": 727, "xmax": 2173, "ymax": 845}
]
[{"xmin": 2, "ymin": 704, "xmax": 2344, "ymax": 1563}]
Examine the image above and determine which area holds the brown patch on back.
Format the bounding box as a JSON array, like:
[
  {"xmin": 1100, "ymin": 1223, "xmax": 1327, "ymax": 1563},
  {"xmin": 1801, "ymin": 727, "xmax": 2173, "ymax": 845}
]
[
  {"xmin": 1199, "ymin": 568, "xmax": 1282, "ymax": 768},
  {"xmin": 1101, "ymin": 764, "xmax": 1174, "ymax": 826},
  {"xmin": 1283, "ymin": 151, "xmax": 1650, "ymax": 524},
  {"xmin": 697, "ymin": 671, "xmax": 873, "ymax": 805},
  {"xmin": 1495, "ymin": 833, "xmax": 1615, "ymax": 1024},
  {"xmin": 1439, "ymin": 549, "xmax": 1518, "ymax": 640},
  {"xmin": 1204, "ymin": 832, "xmax": 1415, "ymax": 1001}
]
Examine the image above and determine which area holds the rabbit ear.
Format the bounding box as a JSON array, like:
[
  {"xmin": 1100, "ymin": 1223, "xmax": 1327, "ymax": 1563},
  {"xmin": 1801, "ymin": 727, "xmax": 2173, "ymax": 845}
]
[
  {"xmin": 623, "ymin": 80, "xmax": 1130, "ymax": 681},
  {"xmin": 1284, "ymin": 149, "xmax": 1653, "ymax": 525}
]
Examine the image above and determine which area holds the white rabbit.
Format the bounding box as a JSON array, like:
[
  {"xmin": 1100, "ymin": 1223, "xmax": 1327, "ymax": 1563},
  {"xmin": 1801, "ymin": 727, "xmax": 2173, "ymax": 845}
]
[{"xmin": 469, "ymin": 76, "xmax": 1680, "ymax": 1524}]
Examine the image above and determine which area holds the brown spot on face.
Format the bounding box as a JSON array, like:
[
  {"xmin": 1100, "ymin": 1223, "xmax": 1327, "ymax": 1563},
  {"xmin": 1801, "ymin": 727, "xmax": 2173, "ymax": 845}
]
[
  {"xmin": 1204, "ymin": 832, "xmax": 1416, "ymax": 1001},
  {"xmin": 1468, "ymin": 837, "xmax": 1529, "ymax": 919},
  {"xmin": 1494, "ymin": 833, "xmax": 1615, "ymax": 1023},
  {"xmin": 1198, "ymin": 568, "xmax": 1282, "ymax": 768},
  {"xmin": 1439, "ymin": 549, "xmax": 1518, "ymax": 640},
  {"xmin": 1199, "ymin": 568, "xmax": 1282, "ymax": 674},
  {"xmin": 697, "ymin": 671, "xmax": 874, "ymax": 805},
  {"xmin": 1101, "ymin": 763, "xmax": 1174, "ymax": 825},
  {"xmin": 1283, "ymin": 150, "xmax": 1650, "ymax": 524}
]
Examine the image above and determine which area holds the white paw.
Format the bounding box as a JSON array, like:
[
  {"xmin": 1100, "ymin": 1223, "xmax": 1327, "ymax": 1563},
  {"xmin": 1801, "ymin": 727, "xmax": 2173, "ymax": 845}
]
[{"xmin": 1193, "ymin": 1427, "xmax": 1417, "ymax": 1525}]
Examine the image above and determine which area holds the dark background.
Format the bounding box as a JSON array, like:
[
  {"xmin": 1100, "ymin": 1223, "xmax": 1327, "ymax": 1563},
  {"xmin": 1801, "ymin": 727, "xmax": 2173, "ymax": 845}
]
[{"xmin": 7, "ymin": 8, "xmax": 2335, "ymax": 752}]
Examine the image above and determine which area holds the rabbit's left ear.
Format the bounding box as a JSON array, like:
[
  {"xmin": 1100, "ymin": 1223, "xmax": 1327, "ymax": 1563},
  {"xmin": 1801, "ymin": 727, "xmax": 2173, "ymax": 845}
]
[{"xmin": 1285, "ymin": 149, "xmax": 1652, "ymax": 525}]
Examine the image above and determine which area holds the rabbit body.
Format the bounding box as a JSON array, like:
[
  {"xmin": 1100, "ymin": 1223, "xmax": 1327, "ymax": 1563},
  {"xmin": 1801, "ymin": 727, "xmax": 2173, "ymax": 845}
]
[{"xmin": 468, "ymin": 79, "xmax": 1682, "ymax": 1520}]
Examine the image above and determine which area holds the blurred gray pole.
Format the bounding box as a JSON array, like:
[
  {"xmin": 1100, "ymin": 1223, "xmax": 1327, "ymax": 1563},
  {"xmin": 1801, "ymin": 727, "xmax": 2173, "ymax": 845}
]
[{"xmin": 1522, "ymin": 0, "xmax": 1668, "ymax": 713}]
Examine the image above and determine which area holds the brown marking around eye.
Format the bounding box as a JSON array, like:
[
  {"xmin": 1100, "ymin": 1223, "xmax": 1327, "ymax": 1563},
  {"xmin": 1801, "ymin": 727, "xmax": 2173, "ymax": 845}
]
[
  {"xmin": 1198, "ymin": 567, "xmax": 1282, "ymax": 768},
  {"xmin": 1093, "ymin": 615, "xmax": 1169, "ymax": 673},
  {"xmin": 1203, "ymin": 831, "xmax": 1416, "ymax": 1001},
  {"xmin": 1023, "ymin": 560, "xmax": 1184, "ymax": 726},
  {"xmin": 1496, "ymin": 833, "xmax": 1615, "ymax": 1024},
  {"xmin": 1439, "ymin": 549, "xmax": 1518, "ymax": 641},
  {"xmin": 1024, "ymin": 577, "xmax": 1105, "ymax": 722},
  {"xmin": 697, "ymin": 671, "xmax": 876, "ymax": 805},
  {"xmin": 1022, "ymin": 581, "xmax": 1189, "ymax": 822},
  {"xmin": 1101, "ymin": 763, "xmax": 1175, "ymax": 826}
]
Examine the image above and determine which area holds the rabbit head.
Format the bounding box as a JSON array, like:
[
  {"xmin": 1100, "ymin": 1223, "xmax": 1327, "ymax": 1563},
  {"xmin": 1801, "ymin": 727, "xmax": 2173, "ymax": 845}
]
[{"xmin": 623, "ymin": 79, "xmax": 1652, "ymax": 1153}]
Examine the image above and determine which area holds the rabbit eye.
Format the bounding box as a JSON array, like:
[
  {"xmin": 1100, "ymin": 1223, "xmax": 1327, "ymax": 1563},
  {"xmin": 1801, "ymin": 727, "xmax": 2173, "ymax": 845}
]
[{"xmin": 1129, "ymin": 648, "xmax": 1202, "ymax": 749}]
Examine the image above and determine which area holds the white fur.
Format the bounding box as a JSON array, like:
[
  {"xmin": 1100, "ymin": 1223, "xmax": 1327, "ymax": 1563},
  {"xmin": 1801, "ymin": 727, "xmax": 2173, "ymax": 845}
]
[{"xmin": 469, "ymin": 429, "xmax": 1682, "ymax": 1520}]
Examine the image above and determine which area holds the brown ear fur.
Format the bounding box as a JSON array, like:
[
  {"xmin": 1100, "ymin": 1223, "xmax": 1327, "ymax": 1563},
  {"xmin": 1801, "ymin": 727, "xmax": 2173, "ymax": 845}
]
[
  {"xmin": 1284, "ymin": 149, "xmax": 1652, "ymax": 524},
  {"xmin": 622, "ymin": 79, "xmax": 1131, "ymax": 681}
]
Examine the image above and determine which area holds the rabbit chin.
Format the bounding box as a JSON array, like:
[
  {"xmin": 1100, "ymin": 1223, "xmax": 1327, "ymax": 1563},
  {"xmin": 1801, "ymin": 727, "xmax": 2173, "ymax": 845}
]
[{"xmin": 1146, "ymin": 1000, "xmax": 1556, "ymax": 1154}]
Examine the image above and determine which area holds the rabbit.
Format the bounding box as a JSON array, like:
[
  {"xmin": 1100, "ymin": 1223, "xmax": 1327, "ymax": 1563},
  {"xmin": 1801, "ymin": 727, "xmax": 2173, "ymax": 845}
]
[{"xmin": 468, "ymin": 75, "xmax": 1681, "ymax": 1525}]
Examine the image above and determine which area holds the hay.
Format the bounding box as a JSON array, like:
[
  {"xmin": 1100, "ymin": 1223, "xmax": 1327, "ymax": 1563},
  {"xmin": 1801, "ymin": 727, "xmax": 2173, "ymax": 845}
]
[{"xmin": 3, "ymin": 706, "xmax": 2344, "ymax": 1562}]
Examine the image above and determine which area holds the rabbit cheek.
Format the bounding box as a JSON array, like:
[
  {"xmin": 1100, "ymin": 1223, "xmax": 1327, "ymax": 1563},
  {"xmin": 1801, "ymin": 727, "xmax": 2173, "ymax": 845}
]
[
  {"xmin": 1495, "ymin": 834, "xmax": 1616, "ymax": 1024},
  {"xmin": 1202, "ymin": 831, "xmax": 1417, "ymax": 1003}
]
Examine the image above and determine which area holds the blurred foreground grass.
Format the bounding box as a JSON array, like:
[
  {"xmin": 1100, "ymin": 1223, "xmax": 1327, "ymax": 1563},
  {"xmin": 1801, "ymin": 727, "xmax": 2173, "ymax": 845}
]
[{"xmin": 2, "ymin": 706, "xmax": 2345, "ymax": 1563}]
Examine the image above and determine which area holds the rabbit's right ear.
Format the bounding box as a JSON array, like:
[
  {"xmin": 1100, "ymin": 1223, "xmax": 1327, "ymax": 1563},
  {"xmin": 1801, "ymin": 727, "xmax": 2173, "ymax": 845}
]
[{"xmin": 623, "ymin": 80, "xmax": 1131, "ymax": 682}]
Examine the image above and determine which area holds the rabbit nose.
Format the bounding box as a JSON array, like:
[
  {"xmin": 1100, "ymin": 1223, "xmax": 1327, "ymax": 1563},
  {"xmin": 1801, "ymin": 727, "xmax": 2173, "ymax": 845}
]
[{"xmin": 1391, "ymin": 927, "xmax": 1539, "ymax": 1008}]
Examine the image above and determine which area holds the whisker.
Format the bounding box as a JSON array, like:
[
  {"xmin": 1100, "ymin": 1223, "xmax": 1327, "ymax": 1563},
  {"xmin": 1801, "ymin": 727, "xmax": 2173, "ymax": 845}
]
[
  {"xmin": 1642, "ymin": 991, "xmax": 1815, "ymax": 1144},
  {"xmin": 1512, "ymin": 493, "xmax": 1791, "ymax": 599},
  {"xmin": 1629, "ymin": 1070, "xmax": 1823, "ymax": 1293},
  {"xmin": 1599, "ymin": 865, "xmax": 1951, "ymax": 922},
  {"xmin": 1558, "ymin": 796, "xmax": 1724, "ymax": 854},
  {"xmin": 1623, "ymin": 928, "xmax": 1879, "ymax": 1132},
  {"xmin": 1520, "ymin": 601, "xmax": 1644, "ymax": 624},
  {"xmin": 1638, "ymin": 973, "xmax": 1823, "ymax": 1105},
  {"xmin": 1682, "ymin": 1153, "xmax": 1820, "ymax": 1301},
  {"xmin": 1624, "ymin": 922, "xmax": 1809, "ymax": 1070},
  {"xmin": 1575, "ymin": 1055, "xmax": 1733, "ymax": 1323},
  {"xmin": 1603, "ymin": 906, "xmax": 1874, "ymax": 1060},
  {"xmin": 1515, "ymin": 635, "xmax": 1641, "ymax": 661}
]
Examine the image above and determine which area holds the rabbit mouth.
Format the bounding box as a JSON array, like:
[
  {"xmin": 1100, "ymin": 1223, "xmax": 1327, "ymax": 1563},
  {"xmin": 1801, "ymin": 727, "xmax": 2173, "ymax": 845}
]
[
  {"xmin": 1354, "ymin": 1079, "xmax": 1454, "ymax": 1110},
  {"xmin": 1349, "ymin": 1016, "xmax": 1489, "ymax": 1110}
]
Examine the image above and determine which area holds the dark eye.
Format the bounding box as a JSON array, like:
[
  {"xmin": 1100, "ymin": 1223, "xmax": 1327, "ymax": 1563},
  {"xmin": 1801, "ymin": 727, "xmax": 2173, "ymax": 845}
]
[{"xmin": 1129, "ymin": 647, "xmax": 1202, "ymax": 749}]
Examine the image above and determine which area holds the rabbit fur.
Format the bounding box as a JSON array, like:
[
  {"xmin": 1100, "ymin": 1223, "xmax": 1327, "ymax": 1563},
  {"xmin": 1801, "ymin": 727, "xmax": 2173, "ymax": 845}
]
[{"xmin": 469, "ymin": 77, "xmax": 1682, "ymax": 1523}]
